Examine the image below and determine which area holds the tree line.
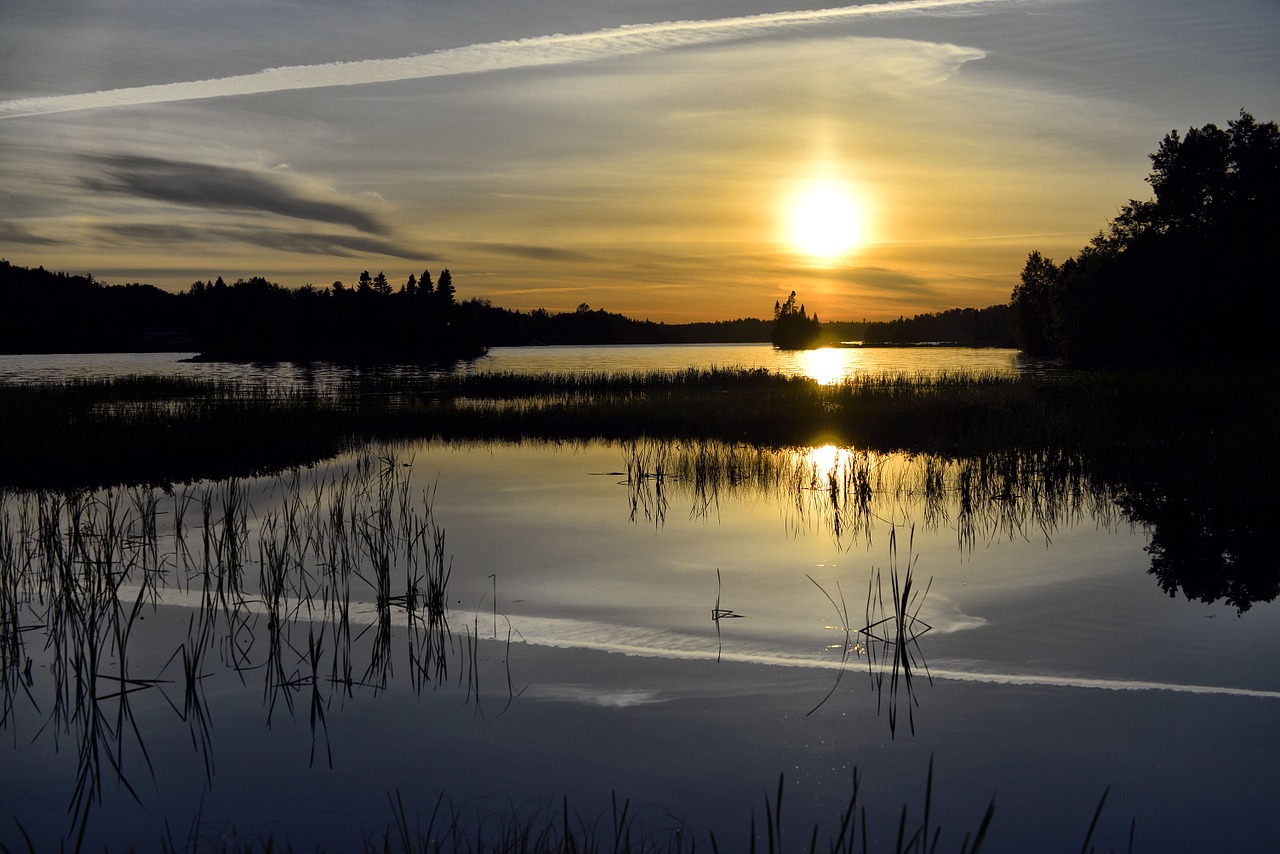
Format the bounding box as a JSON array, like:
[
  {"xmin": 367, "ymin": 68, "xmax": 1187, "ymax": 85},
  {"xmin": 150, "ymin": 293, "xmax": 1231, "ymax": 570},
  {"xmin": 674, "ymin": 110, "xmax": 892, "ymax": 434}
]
[
  {"xmin": 183, "ymin": 268, "xmax": 482, "ymax": 361},
  {"xmin": 861, "ymin": 305, "xmax": 1013, "ymax": 347},
  {"xmin": 1010, "ymin": 110, "xmax": 1278, "ymax": 366},
  {"xmin": 0, "ymin": 261, "xmax": 789, "ymax": 358}
]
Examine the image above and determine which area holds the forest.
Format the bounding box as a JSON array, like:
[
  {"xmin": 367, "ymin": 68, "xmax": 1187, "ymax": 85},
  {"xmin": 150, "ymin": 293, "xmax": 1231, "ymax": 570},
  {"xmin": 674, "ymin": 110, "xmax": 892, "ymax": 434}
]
[
  {"xmin": 0, "ymin": 261, "xmax": 800, "ymax": 359},
  {"xmin": 1010, "ymin": 110, "xmax": 1278, "ymax": 366},
  {"xmin": 1, "ymin": 260, "xmax": 1016, "ymax": 358},
  {"xmin": 860, "ymin": 305, "xmax": 1013, "ymax": 347}
]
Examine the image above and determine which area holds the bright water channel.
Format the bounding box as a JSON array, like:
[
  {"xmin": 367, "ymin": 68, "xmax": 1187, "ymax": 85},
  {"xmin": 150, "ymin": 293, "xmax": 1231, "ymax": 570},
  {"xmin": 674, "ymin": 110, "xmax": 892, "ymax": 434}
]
[{"xmin": 0, "ymin": 346, "xmax": 1275, "ymax": 852}]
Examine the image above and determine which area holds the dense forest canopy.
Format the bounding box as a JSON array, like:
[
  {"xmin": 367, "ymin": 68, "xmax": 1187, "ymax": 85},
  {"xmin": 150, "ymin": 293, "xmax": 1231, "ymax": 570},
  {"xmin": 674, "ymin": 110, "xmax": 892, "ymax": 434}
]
[{"xmin": 1011, "ymin": 110, "xmax": 1279, "ymax": 366}]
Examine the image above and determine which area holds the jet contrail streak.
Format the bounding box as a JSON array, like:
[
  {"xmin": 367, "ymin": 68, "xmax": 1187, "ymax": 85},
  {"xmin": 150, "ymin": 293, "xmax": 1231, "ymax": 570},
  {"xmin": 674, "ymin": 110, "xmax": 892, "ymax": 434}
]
[
  {"xmin": 111, "ymin": 586, "xmax": 1280, "ymax": 702},
  {"xmin": 0, "ymin": 0, "xmax": 1020, "ymax": 119}
]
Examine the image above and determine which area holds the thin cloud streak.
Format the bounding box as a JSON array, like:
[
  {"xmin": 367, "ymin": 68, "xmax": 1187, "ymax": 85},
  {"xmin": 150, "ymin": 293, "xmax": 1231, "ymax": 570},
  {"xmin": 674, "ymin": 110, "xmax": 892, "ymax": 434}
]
[
  {"xmin": 0, "ymin": 0, "xmax": 1026, "ymax": 119},
  {"xmin": 98, "ymin": 222, "xmax": 428, "ymax": 261}
]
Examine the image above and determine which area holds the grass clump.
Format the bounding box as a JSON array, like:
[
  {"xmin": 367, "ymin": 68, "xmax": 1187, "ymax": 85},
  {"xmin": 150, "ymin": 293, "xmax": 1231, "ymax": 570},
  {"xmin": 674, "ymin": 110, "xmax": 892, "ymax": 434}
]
[{"xmin": 2, "ymin": 366, "xmax": 1269, "ymax": 491}]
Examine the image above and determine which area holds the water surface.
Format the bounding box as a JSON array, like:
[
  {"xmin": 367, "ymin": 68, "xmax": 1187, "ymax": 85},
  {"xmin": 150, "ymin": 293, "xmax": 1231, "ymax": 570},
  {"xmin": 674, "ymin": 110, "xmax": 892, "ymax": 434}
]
[
  {"xmin": 2, "ymin": 438, "xmax": 1275, "ymax": 851},
  {"xmin": 0, "ymin": 343, "xmax": 1037, "ymax": 387}
]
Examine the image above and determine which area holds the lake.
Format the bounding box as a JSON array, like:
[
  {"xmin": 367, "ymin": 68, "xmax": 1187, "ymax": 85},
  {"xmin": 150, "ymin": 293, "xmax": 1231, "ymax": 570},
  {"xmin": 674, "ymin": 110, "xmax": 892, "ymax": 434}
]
[
  {"xmin": 0, "ymin": 347, "xmax": 1275, "ymax": 852},
  {"xmin": 0, "ymin": 343, "xmax": 1041, "ymax": 386}
]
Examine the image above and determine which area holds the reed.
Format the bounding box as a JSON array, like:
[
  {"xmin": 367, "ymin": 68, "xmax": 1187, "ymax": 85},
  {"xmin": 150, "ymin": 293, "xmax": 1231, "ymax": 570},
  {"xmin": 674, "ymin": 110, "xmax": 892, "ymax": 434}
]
[
  {"xmin": 619, "ymin": 441, "xmax": 1117, "ymax": 556},
  {"xmin": 129, "ymin": 761, "xmax": 1034, "ymax": 853},
  {"xmin": 3, "ymin": 366, "xmax": 1268, "ymax": 491},
  {"xmin": 0, "ymin": 449, "xmax": 502, "ymax": 848}
]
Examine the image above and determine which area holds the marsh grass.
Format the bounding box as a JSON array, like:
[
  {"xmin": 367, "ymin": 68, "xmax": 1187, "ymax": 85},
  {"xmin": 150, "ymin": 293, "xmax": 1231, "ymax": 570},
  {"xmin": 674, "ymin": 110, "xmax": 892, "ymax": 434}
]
[
  {"xmin": 862, "ymin": 528, "xmax": 933, "ymax": 739},
  {"xmin": 0, "ymin": 450, "xmax": 500, "ymax": 847},
  {"xmin": 711, "ymin": 568, "xmax": 744, "ymax": 663},
  {"xmin": 619, "ymin": 441, "xmax": 1118, "ymax": 555},
  {"xmin": 805, "ymin": 527, "xmax": 933, "ymax": 739},
  {"xmin": 124, "ymin": 759, "xmax": 1024, "ymax": 853},
  {"xmin": 3, "ymin": 366, "xmax": 1265, "ymax": 491}
]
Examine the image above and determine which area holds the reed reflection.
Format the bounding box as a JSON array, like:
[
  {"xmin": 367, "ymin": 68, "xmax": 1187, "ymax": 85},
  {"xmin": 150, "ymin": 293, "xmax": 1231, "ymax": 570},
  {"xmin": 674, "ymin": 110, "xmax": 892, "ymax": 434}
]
[
  {"xmin": 621, "ymin": 439, "xmax": 1119, "ymax": 554},
  {"xmin": 807, "ymin": 528, "xmax": 933, "ymax": 739},
  {"xmin": 0, "ymin": 453, "xmax": 497, "ymax": 846},
  {"xmin": 620, "ymin": 437, "xmax": 1274, "ymax": 614}
]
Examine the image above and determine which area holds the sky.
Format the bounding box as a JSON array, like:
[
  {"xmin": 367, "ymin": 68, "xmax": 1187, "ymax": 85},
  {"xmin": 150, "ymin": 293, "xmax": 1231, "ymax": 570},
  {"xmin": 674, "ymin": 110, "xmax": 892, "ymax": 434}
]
[{"xmin": 1, "ymin": 0, "xmax": 1277, "ymax": 322}]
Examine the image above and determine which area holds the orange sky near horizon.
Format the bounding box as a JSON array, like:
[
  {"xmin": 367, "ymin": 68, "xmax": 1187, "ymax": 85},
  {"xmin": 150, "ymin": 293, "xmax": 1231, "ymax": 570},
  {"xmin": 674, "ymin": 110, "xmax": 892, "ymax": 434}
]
[{"xmin": 2, "ymin": 0, "xmax": 1276, "ymax": 322}]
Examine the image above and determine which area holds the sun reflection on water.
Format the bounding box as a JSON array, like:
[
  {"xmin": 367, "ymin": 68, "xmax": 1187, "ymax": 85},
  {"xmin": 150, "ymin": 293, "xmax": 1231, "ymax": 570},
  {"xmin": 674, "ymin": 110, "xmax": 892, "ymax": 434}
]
[
  {"xmin": 806, "ymin": 443, "xmax": 842, "ymax": 478},
  {"xmin": 797, "ymin": 347, "xmax": 850, "ymax": 385}
]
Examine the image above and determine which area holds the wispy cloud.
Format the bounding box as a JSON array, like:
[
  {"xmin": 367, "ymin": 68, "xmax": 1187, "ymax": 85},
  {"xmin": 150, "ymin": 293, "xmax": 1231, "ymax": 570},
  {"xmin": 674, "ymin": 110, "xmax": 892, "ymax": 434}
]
[
  {"xmin": 0, "ymin": 220, "xmax": 67, "ymax": 247},
  {"xmin": 0, "ymin": 0, "xmax": 1023, "ymax": 119},
  {"xmin": 82, "ymin": 154, "xmax": 387, "ymax": 234},
  {"xmin": 467, "ymin": 242, "xmax": 601, "ymax": 263},
  {"xmin": 98, "ymin": 221, "xmax": 429, "ymax": 261}
]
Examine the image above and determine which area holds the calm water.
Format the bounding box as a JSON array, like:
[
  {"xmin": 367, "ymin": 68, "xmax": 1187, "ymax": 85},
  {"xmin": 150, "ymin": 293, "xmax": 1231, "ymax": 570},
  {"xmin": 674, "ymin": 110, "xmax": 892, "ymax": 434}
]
[
  {"xmin": 0, "ymin": 348, "xmax": 1274, "ymax": 851},
  {"xmin": 1, "ymin": 438, "xmax": 1276, "ymax": 852},
  {"xmin": 0, "ymin": 343, "xmax": 1039, "ymax": 386}
]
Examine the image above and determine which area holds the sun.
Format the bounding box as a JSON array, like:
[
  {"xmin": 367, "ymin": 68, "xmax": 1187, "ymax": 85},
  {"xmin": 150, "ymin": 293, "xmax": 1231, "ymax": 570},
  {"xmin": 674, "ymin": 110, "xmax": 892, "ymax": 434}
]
[{"xmin": 785, "ymin": 181, "xmax": 870, "ymax": 262}]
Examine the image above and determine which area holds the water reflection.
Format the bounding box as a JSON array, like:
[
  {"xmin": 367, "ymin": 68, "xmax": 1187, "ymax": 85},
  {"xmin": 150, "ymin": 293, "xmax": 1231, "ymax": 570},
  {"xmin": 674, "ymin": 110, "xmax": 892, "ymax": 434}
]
[
  {"xmin": 619, "ymin": 438, "xmax": 1275, "ymax": 612},
  {"xmin": 1, "ymin": 436, "xmax": 1274, "ymax": 850},
  {"xmin": 807, "ymin": 528, "xmax": 934, "ymax": 739},
  {"xmin": 795, "ymin": 348, "xmax": 852, "ymax": 385},
  {"xmin": 0, "ymin": 455, "xmax": 501, "ymax": 845},
  {"xmin": 622, "ymin": 440, "xmax": 1119, "ymax": 553}
]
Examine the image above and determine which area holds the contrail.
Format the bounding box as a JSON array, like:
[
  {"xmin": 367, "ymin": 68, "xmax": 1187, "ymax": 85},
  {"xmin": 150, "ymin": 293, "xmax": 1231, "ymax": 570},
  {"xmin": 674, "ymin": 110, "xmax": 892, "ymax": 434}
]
[
  {"xmin": 0, "ymin": 0, "xmax": 1021, "ymax": 120},
  {"xmin": 112, "ymin": 586, "xmax": 1280, "ymax": 702},
  {"xmin": 502, "ymin": 613, "xmax": 1280, "ymax": 700}
]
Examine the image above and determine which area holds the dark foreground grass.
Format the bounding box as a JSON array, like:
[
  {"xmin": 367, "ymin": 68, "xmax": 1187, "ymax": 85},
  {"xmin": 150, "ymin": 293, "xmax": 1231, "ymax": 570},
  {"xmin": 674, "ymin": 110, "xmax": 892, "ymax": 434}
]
[
  {"xmin": 130, "ymin": 764, "xmax": 1134, "ymax": 854},
  {"xmin": 0, "ymin": 367, "xmax": 1271, "ymax": 490},
  {"xmin": 133, "ymin": 764, "xmax": 1081, "ymax": 854}
]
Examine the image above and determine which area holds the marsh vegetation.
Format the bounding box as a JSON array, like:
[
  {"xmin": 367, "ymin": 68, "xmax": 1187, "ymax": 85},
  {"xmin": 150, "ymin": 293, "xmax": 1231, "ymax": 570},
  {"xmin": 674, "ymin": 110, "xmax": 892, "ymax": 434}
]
[
  {"xmin": 2, "ymin": 439, "xmax": 1166, "ymax": 852},
  {"xmin": 0, "ymin": 353, "xmax": 1274, "ymax": 851}
]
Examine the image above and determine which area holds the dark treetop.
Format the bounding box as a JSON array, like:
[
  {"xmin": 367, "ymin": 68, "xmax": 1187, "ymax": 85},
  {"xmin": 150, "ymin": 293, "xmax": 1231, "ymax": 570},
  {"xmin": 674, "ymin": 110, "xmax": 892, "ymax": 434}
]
[{"xmin": 1010, "ymin": 110, "xmax": 1280, "ymax": 367}]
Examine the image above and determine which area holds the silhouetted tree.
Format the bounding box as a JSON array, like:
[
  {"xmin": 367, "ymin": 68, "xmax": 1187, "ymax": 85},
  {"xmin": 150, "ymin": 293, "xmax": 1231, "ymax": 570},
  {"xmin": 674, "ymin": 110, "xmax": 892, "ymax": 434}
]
[
  {"xmin": 437, "ymin": 269, "xmax": 455, "ymax": 307},
  {"xmin": 1009, "ymin": 251, "xmax": 1059, "ymax": 356},
  {"xmin": 1013, "ymin": 110, "xmax": 1279, "ymax": 365},
  {"xmin": 771, "ymin": 291, "xmax": 822, "ymax": 349}
]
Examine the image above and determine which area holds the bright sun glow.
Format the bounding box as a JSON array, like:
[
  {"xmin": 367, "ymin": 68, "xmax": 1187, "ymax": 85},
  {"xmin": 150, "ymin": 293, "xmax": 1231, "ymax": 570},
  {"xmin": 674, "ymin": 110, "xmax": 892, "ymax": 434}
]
[
  {"xmin": 798, "ymin": 347, "xmax": 849, "ymax": 385},
  {"xmin": 786, "ymin": 181, "xmax": 869, "ymax": 261}
]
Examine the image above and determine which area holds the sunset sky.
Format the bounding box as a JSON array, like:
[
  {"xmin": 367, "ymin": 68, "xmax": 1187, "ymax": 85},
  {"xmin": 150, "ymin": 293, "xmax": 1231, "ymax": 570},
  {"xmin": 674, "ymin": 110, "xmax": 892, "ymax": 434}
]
[{"xmin": 2, "ymin": 0, "xmax": 1277, "ymax": 322}]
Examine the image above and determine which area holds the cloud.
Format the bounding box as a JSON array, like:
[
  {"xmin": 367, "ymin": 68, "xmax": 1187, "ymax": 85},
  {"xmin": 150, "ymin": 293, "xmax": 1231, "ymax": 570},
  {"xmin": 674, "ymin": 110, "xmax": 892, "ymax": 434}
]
[
  {"xmin": 0, "ymin": 220, "xmax": 67, "ymax": 247},
  {"xmin": 97, "ymin": 220, "xmax": 429, "ymax": 261},
  {"xmin": 82, "ymin": 154, "xmax": 386, "ymax": 234},
  {"xmin": 0, "ymin": 0, "xmax": 1021, "ymax": 119},
  {"xmin": 467, "ymin": 242, "xmax": 600, "ymax": 263},
  {"xmin": 846, "ymin": 266, "xmax": 934, "ymax": 291}
]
